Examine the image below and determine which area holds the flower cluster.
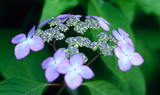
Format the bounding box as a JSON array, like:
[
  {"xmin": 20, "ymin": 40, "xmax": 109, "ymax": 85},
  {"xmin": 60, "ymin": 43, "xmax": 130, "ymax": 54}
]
[
  {"xmin": 42, "ymin": 49, "xmax": 94, "ymax": 90},
  {"xmin": 11, "ymin": 14, "xmax": 144, "ymax": 90},
  {"xmin": 112, "ymin": 28, "xmax": 144, "ymax": 71},
  {"xmin": 11, "ymin": 26, "xmax": 44, "ymax": 59}
]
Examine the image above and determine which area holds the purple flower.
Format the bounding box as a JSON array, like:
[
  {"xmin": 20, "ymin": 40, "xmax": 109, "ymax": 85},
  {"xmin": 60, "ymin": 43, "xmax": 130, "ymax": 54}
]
[
  {"xmin": 41, "ymin": 49, "xmax": 68, "ymax": 82},
  {"xmin": 11, "ymin": 26, "xmax": 44, "ymax": 59},
  {"xmin": 38, "ymin": 14, "xmax": 71, "ymax": 27},
  {"xmin": 86, "ymin": 15, "xmax": 111, "ymax": 31},
  {"xmin": 57, "ymin": 54, "xmax": 94, "ymax": 90},
  {"xmin": 112, "ymin": 28, "xmax": 133, "ymax": 46},
  {"xmin": 114, "ymin": 44, "xmax": 144, "ymax": 71}
]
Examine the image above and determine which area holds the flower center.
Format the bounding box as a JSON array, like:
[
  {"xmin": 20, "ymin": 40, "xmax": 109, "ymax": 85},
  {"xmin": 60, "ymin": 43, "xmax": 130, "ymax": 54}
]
[{"xmin": 73, "ymin": 68, "xmax": 77, "ymax": 71}]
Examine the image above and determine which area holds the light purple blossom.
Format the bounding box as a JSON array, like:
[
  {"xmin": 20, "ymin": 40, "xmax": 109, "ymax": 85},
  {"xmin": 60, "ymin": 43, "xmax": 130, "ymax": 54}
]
[
  {"xmin": 86, "ymin": 15, "xmax": 111, "ymax": 31},
  {"xmin": 57, "ymin": 54, "xmax": 94, "ymax": 90},
  {"xmin": 38, "ymin": 14, "xmax": 71, "ymax": 27},
  {"xmin": 11, "ymin": 26, "xmax": 44, "ymax": 59},
  {"xmin": 112, "ymin": 28, "xmax": 133, "ymax": 46},
  {"xmin": 41, "ymin": 49, "xmax": 68, "ymax": 82},
  {"xmin": 114, "ymin": 44, "xmax": 144, "ymax": 71}
]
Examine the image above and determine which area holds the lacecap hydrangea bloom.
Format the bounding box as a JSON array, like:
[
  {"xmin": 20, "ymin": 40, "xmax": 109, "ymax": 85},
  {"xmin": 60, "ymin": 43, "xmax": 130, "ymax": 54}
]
[
  {"xmin": 11, "ymin": 26, "xmax": 44, "ymax": 59},
  {"xmin": 12, "ymin": 13, "xmax": 144, "ymax": 91}
]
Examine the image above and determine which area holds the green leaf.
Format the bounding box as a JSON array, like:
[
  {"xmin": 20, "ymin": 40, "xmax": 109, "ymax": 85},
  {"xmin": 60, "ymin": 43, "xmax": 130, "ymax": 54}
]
[
  {"xmin": 0, "ymin": 77, "xmax": 46, "ymax": 95},
  {"xmin": 88, "ymin": 1, "xmax": 146, "ymax": 95},
  {"xmin": 112, "ymin": 0, "xmax": 160, "ymax": 16},
  {"xmin": 84, "ymin": 80, "xmax": 124, "ymax": 95},
  {"xmin": 111, "ymin": 0, "xmax": 136, "ymax": 24},
  {"xmin": 0, "ymin": 28, "xmax": 51, "ymax": 82},
  {"xmin": 136, "ymin": 0, "xmax": 160, "ymax": 15},
  {"xmin": 39, "ymin": 0, "xmax": 79, "ymax": 23}
]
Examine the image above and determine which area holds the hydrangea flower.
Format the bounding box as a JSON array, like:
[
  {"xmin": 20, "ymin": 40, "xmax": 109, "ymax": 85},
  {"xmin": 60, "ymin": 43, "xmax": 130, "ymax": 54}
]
[
  {"xmin": 114, "ymin": 44, "xmax": 144, "ymax": 71},
  {"xmin": 57, "ymin": 54, "xmax": 94, "ymax": 90},
  {"xmin": 38, "ymin": 14, "xmax": 71, "ymax": 27},
  {"xmin": 41, "ymin": 49, "xmax": 68, "ymax": 82},
  {"xmin": 112, "ymin": 28, "xmax": 133, "ymax": 46},
  {"xmin": 11, "ymin": 26, "xmax": 44, "ymax": 59},
  {"xmin": 86, "ymin": 15, "xmax": 111, "ymax": 31}
]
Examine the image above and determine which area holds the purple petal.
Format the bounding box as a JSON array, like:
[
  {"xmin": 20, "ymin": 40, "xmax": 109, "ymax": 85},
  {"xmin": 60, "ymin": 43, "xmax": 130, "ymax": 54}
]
[
  {"xmin": 129, "ymin": 53, "xmax": 144, "ymax": 66},
  {"xmin": 65, "ymin": 71, "xmax": 82, "ymax": 90},
  {"xmin": 57, "ymin": 60, "xmax": 72, "ymax": 74},
  {"xmin": 54, "ymin": 49, "xmax": 67, "ymax": 64},
  {"xmin": 77, "ymin": 66, "xmax": 94, "ymax": 79},
  {"xmin": 86, "ymin": 15, "xmax": 91, "ymax": 18},
  {"xmin": 12, "ymin": 34, "xmax": 26, "ymax": 44},
  {"xmin": 57, "ymin": 14, "xmax": 70, "ymax": 19},
  {"xmin": 27, "ymin": 25, "xmax": 35, "ymax": 39},
  {"xmin": 114, "ymin": 46, "xmax": 125, "ymax": 58},
  {"xmin": 125, "ymin": 38, "xmax": 133, "ymax": 46},
  {"xmin": 91, "ymin": 16, "xmax": 99, "ymax": 20},
  {"xmin": 41, "ymin": 57, "xmax": 55, "ymax": 69},
  {"xmin": 118, "ymin": 28, "xmax": 129, "ymax": 38},
  {"xmin": 99, "ymin": 17, "xmax": 111, "ymax": 25},
  {"xmin": 38, "ymin": 19, "xmax": 51, "ymax": 27},
  {"xmin": 98, "ymin": 19, "xmax": 110, "ymax": 31},
  {"xmin": 118, "ymin": 40, "xmax": 127, "ymax": 46},
  {"xmin": 45, "ymin": 66, "xmax": 60, "ymax": 82},
  {"xmin": 74, "ymin": 15, "xmax": 82, "ymax": 18},
  {"xmin": 118, "ymin": 57, "xmax": 132, "ymax": 71},
  {"xmin": 118, "ymin": 38, "xmax": 133, "ymax": 46},
  {"xmin": 121, "ymin": 44, "xmax": 134, "ymax": 55},
  {"xmin": 27, "ymin": 36, "xmax": 44, "ymax": 51},
  {"xmin": 70, "ymin": 54, "xmax": 84, "ymax": 68},
  {"xmin": 15, "ymin": 41, "xmax": 30, "ymax": 59},
  {"xmin": 112, "ymin": 30, "xmax": 123, "ymax": 41}
]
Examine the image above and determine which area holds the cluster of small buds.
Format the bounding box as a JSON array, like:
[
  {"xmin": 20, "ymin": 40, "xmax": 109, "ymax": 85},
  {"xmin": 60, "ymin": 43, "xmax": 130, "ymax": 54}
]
[
  {"xmin": 89, "ymin": 41, "xmax": 99, "ymax": 51},
  {"xmin": 65, "ymin": 36, "xmax": 91, "ymax": 48},
  {"xmin": 96, "ymin": 32, "xmax": 117, "ymax": 56},
  {"xmin": 48, "ymin": 17, "xmax": 62, "ymax": 27},
  {"xmin": 74, "ymin": 22, "xmax": 88, "ymax": 34},
  {"xmin": 66, "ymin": 15, "xmax": 81, "ymax": 26},
  {"xmin": 63, "ymin": 46, "xmax": 79, "ymax": 58},
  {"xmin": 85, "ymin": 17, "xmax": 100, "ymax": 29},
  {"xmin": 62, "ymin": 46, "xmax": 88, "ymax": 63},
  {"xmin": 97, "ymin": 32, "xmax": 116, "ymax": 42},
  {"xmin": 11, "ymin": 13, "xmax": 144, "ymax": 90},
  {"xmin": 35, "ymin": 28, "xmax": 65, "ymax": 42}
]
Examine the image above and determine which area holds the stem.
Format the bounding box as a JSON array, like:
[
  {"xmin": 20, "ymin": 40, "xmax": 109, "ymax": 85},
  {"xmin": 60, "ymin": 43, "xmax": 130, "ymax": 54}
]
[
  {"xmin": 53, "ymin": 39, "xmax": 57, "ymax": 51},
  {"xmin": 45, "ymin": 83, "xmax": 62, "ymax": 86},
  {"xmin": 47, "ymin": 39, "xmax": 57, "ymax": 51},
  {"xmin": 86, "ymin": 51, "xmax": 103, "ymax": 65},
  {"xmin": 55, "ymin": 85, "xmax": 65, "ymax": 95}
]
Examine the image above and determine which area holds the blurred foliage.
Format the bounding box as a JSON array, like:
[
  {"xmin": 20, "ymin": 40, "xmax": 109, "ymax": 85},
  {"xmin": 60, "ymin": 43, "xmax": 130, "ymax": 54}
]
[
  {"xmin": 0, "ymin": 0, "xmax": 160, "ymax": 95},
  {"xmin": 0, "ymin": 77, "xmax": 46, "ymax": 95}
]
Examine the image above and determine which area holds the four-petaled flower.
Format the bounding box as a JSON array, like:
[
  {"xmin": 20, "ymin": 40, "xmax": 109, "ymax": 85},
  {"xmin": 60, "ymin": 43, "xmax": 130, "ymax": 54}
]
[
  {"xmin": 11, "ymin": 26, "xmax": 44, "ymax": 59},
  {"xmin": 41, "ymin": 49, "xmax": 68, "ymax": 82},
  {"xmin": 112, "ymin": 28, "xmax": 133, "ymax": 46},
  {"xmin": 114, "ymin": 44, "xmax": 144, "ymax": 71},
  {"xmin": 57, "ymin": 54, "xmax": 94, "ymax": 90},
  {"xmin": 86, "ymin": 15, "xmax": 111, "ymax": 31}
]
